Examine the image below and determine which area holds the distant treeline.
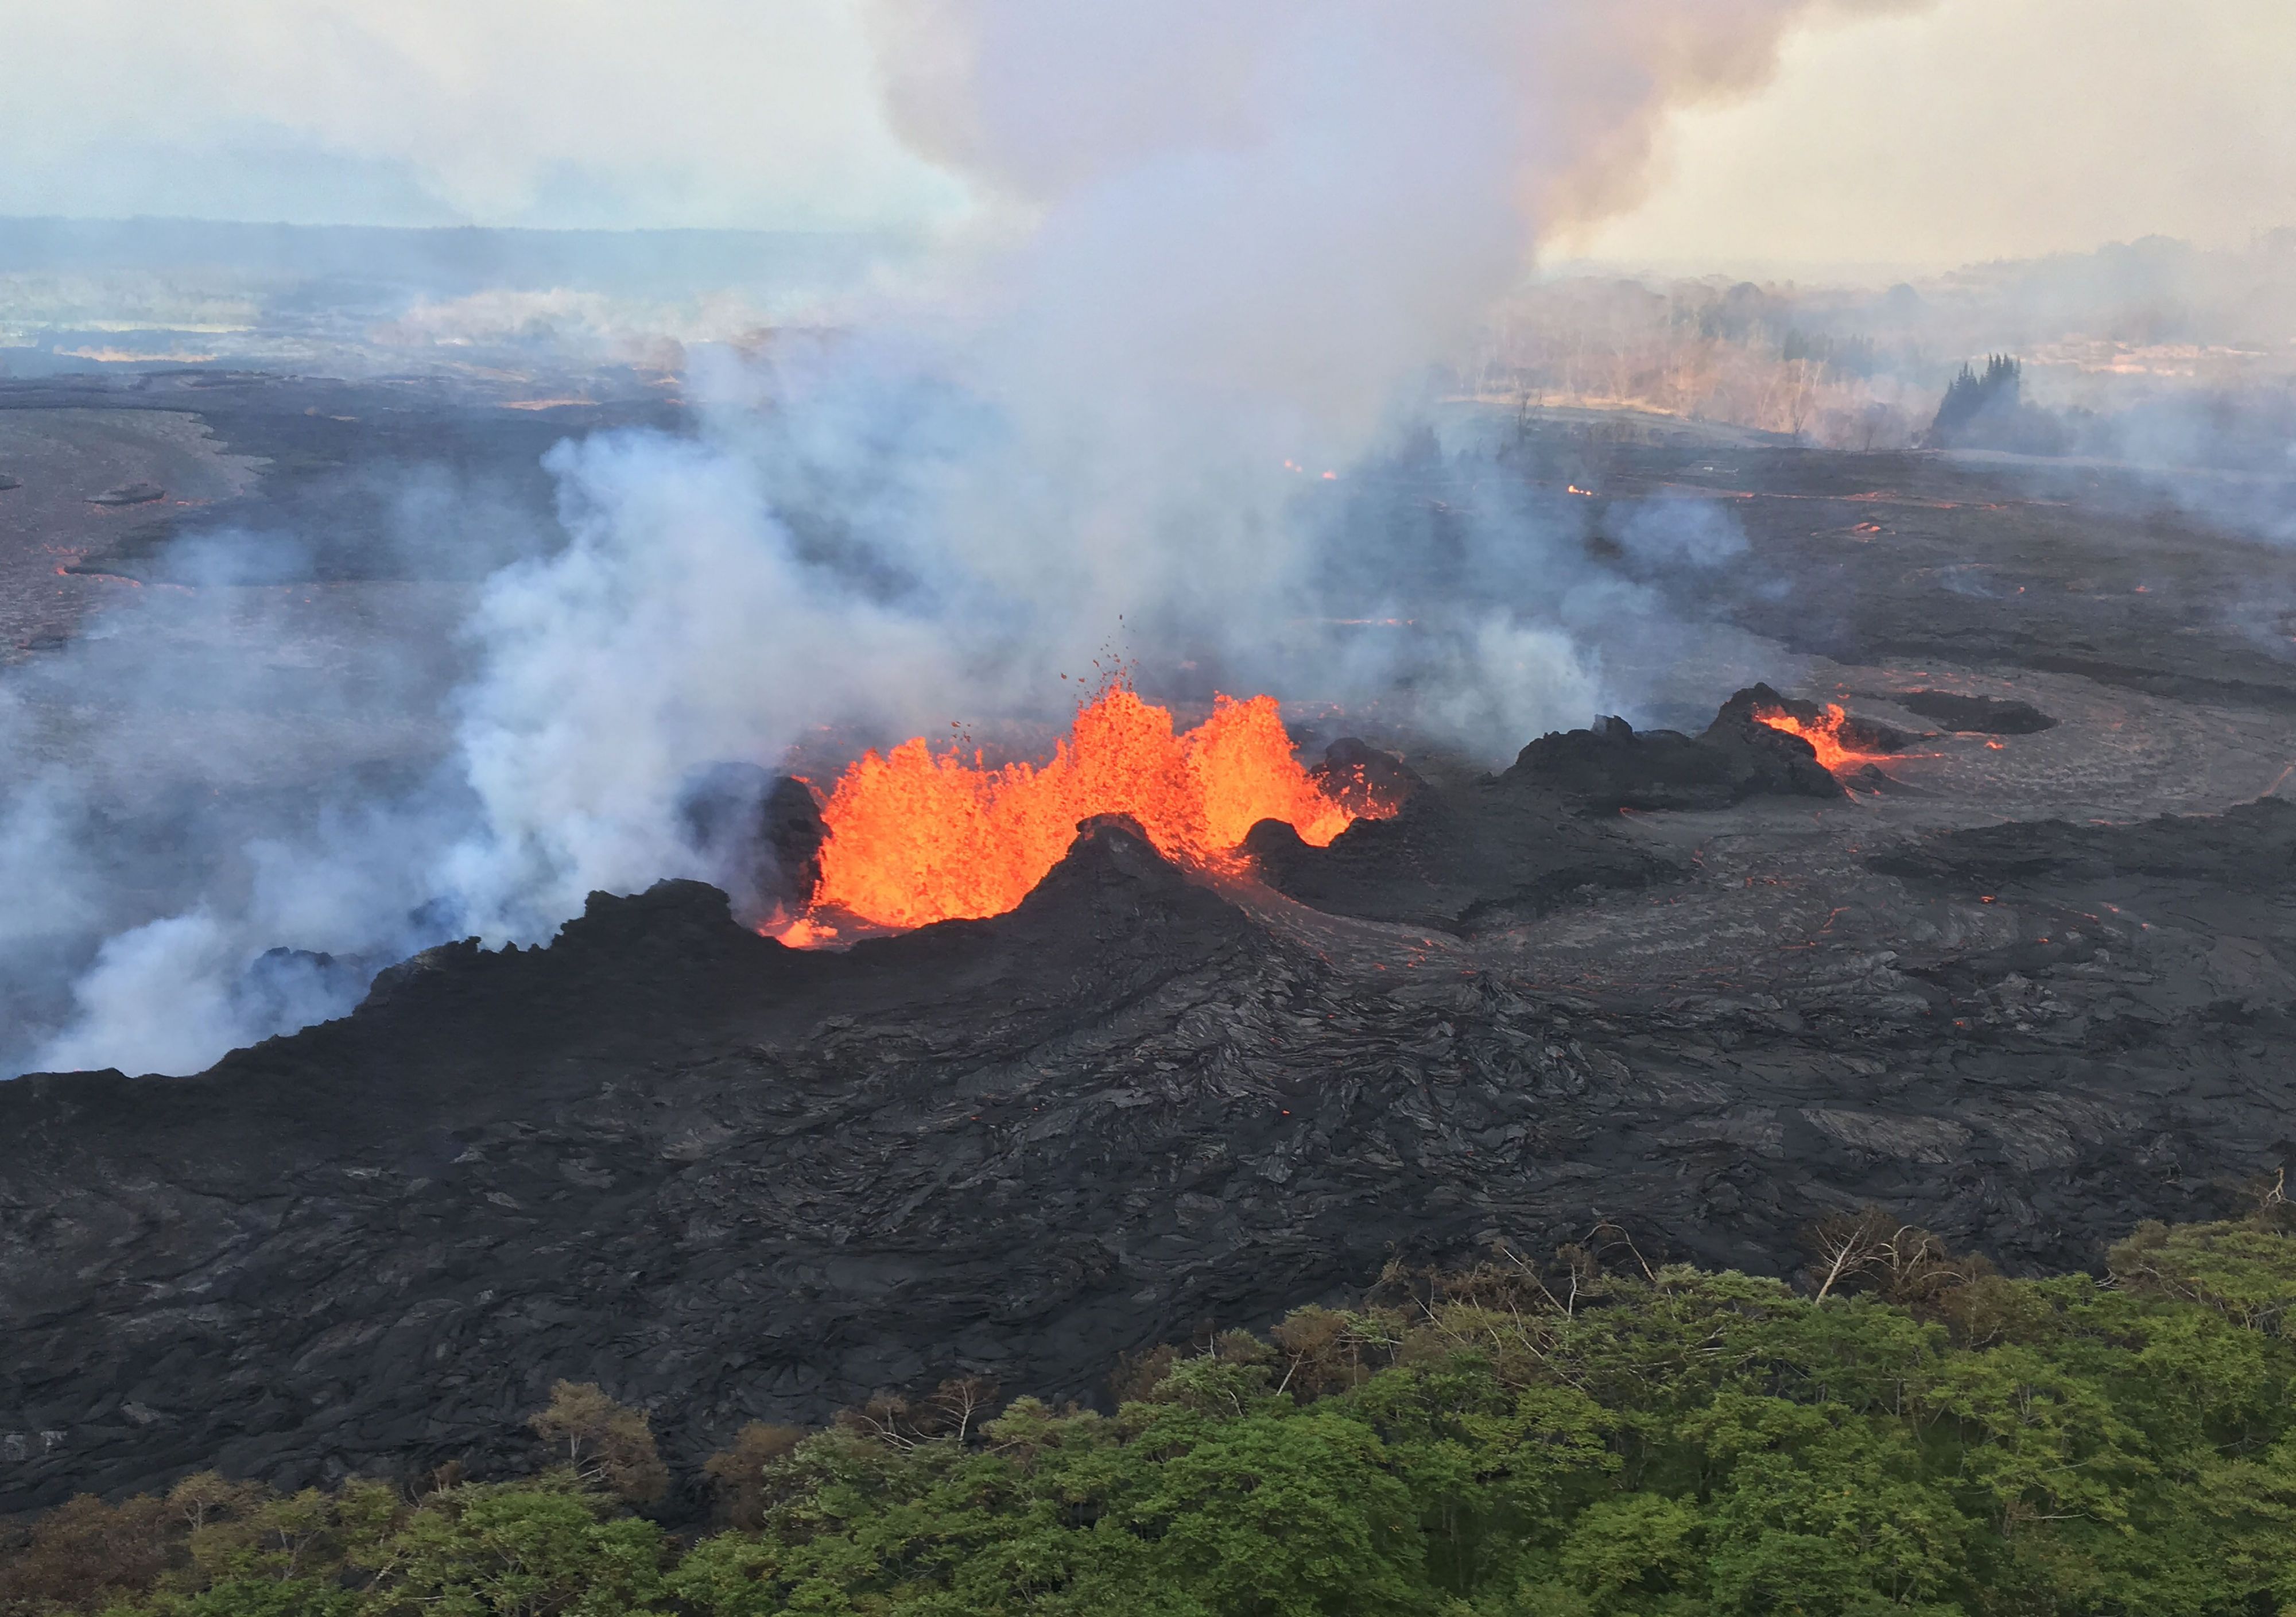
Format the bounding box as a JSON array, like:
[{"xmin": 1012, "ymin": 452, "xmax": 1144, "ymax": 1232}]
[
  {"xmin": 1923, "ymin": 355, "xmax": 2068, "ymax": 453},
  {"xmin": 1475, "ymin": 279, "xmax": 1932, "ymax": 448},
  {"xmin": 7, "ymin": 1204, "xmax": 2296, "ymax": 1615}
]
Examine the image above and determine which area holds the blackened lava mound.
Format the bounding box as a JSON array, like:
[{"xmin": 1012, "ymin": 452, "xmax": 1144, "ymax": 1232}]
[
  {"xmin": 1508, "ymin": 705, "xmax": 1839, "ymax": 814},
  {"xmin": 1895, "ymin": 689, "xmax": 2058, "ymax": 734},
  {"xmin": 1239, "ymin": 680, "xmax": 1956, "ymax": 929},
  {"xmin": 1710, "ymin": 681, "xmax": 1914, "ymax": 756},
  {"xmin": 1308, "ymin": 737, "xmax": 1426, "ymax": 816},
  {"xmin": 0, "ymin": 819, "xmax": 1269, "ymax": 1511},
  {"xmin": 1243, "ymin": 688, "xmax": 1894, "ymax": 931},
  {"xmin": 86, "ymin": 480, "xmax": 165, "ymax": 507},
  {"xmin": 1243, "ymin": 770, "xmax": 1678, "ymax": 933},
  {"xmin": 676, "ymin": 766, "xmax": 827, "ymax": 917}
]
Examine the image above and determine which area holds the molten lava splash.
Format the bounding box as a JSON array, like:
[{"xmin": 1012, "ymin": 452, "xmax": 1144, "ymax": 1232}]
[
  {"xmin": 1754, "ymin": 703, "xmax": 1880, "ymax": 773},
  {"xmin": 773, "ymin": 915, "xmax": 840, "ymax": 949},
  {"xmin": 807, "ymin": 688, "xmax": 1374, "ymax": 930}
]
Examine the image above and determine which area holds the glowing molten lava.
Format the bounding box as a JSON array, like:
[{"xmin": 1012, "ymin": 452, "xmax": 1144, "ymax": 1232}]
[
  {"xmin": 1753, "ymin": 703, "xmax": 1882, "ymax": 772},
  {"xmin": 806, "ymin": 688, "xmax": 1374, "ymax": 930}
]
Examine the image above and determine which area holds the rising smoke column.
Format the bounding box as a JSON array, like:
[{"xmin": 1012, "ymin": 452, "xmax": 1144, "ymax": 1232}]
[
  {"xmin": 864, "ymin": 0, "xmax": 1920, "ymax": 417},
  {"xmin": 20, "ymin": 0, "xmax": 1918, "ymax": 1076},
  {"xmin": 831, "ymin": 0, "xmax": 1922, "ymax": 695},
  {"xmin": 441, "ymin": 0, "xmax": 1905, "ymax": 934}
]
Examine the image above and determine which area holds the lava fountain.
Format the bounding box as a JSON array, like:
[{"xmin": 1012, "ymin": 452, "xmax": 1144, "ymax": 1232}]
[
  {"xmin": 785, "ymin": 687, "xmax": 1384, "ymax": 935},
  {"xmin": 1752, "ymin": 701, "xmax": 1887, "ymax": 773}
]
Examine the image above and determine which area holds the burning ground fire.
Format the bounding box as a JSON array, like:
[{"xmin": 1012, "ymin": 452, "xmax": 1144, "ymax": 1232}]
[
  {"xmin": 1752, "ymin": 702, "xmax": 1887, "ymax": 773},
  {"xmin": 772, "ymin": 687, "xmax": 1389, "ymax": 939}
]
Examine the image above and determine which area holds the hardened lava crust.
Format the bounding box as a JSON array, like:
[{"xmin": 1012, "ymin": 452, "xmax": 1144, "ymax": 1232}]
[{"xmin": 6, "ymin": 394, "xmax": 2296, "ymax": 1514}]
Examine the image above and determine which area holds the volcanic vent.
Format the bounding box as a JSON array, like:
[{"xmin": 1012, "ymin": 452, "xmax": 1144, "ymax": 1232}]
[
  {"xmin": 754, "ymin": 680, "xmax": 1938, "ymax": 948},
  {"xmin": 776, "ymin": 685, "xmax": 1394, "ymax": 939}
]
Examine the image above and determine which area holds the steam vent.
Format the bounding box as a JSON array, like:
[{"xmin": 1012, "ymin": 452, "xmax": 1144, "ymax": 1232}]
[{"xmin": 5, "ymin": 9, "xmax": 2296, "ymax": 1608}]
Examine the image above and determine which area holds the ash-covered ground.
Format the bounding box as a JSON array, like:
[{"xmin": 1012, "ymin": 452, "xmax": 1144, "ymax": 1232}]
[{"xmin": 6, "ymin": 382, "xmax": 2296, "ymax": 1514}]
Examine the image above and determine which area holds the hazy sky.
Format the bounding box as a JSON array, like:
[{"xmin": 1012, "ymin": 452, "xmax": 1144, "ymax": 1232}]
[
  {"xmin": 1565, "ymin": 0, "xmax": 2296, "ymax": 272},
  {"xmin": 0, "ymin": 1, "xmax": 959, "ymax": 231},
  {"xmin": 2, "ymin": 0, "xmax": 2290, "ymax": 270}
]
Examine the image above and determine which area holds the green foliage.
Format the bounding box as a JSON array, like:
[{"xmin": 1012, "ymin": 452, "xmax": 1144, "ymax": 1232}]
[
  {"xmin": 363, "ymin": 1478, "xmax": 672, "ymax": 1615},
  {"xmin": 24, "ymin": 1213, "xmax": 2296, "ymax": 1616}
]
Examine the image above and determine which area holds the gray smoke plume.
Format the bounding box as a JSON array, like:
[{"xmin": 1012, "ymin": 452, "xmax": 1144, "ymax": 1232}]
[{"xmin": 10, "ymin": 0, "xmax": 1915, "ymax": 1076}]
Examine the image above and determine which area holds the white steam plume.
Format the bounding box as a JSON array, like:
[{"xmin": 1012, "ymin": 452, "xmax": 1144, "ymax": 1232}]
[{"xmin": 16, "ymin": 0, "xmax": 1912, "ymax": 1075}]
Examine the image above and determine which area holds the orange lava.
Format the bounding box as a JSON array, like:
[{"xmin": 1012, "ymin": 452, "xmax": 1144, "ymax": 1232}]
[
  {"xmin": 1754, "ymin": 703, "xmax": 1883, "ymax": 773},
  {"xmin": 772, "ymin": 916, "xmax": 840, "ymax": 948},
  {"xmin": 802, "ymin": 687, "xmax": 1375, "ymax": 931}
]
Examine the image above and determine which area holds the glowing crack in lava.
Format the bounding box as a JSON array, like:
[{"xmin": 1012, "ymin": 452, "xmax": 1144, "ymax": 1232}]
[
  {"xmin": 792, "ymin": 688, "xmax": 1383, "ymax": 933},
  {"xmin": 1753, "ymin": 702, "xmax": 1883, "ymax": 773}
]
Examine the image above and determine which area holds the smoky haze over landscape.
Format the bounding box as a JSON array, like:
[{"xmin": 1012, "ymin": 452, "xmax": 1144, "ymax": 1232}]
[
  {"xmin": 0, "ymin": 1, "xmax": 1940, "ymax": 1073},
  {"xmin": 9, "ymin": 4, "xmax": 2296, "ymax": 1606},
  {"xmin": 3, "ymin": 5, "xmax": 2292, "ymax": 1079}
]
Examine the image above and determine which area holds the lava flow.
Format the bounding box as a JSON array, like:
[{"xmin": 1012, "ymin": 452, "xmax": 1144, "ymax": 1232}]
[
  {"xmin": 1753, "ymin": 702, "xmax": 1885, "ymax": 772},
  {"xmin": 790, "ymin": 688, "xmax": 1383, "ymax": 933}
]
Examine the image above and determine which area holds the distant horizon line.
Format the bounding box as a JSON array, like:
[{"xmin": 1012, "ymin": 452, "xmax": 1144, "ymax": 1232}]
[
  {"xmin": 0, "ymin": 213, "xmax": 918, "ymax": 239},
  {"xmin": 1545, "ymin": 229, "xmax": 2295, "ymax": 289},
  {"xmin": 3, "ymin": 214, "xmax": 2286, "ymax": 294}
]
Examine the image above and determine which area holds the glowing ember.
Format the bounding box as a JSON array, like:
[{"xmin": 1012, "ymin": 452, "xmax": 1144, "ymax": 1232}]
[
  {"xmin": 771, "ymin": 916, "xmax": 840, "ymax": 948},
  {"xmin": 800, "ymin": 687, "xmax": 1379, "ymax": 932},
  {"xmin": 1753, "ymin": 702, "xmax": 1885, "ymax": 773}
]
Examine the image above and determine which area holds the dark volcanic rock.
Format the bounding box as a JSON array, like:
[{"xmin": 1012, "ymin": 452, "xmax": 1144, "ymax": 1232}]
[
  {"xmin": 1895, "ymin": 689, "xmax": 2058, "ymax": 734},
  {"xmin": 1506, "ymin": 711, "xmax": 1841, "ymax": 813},
  {"xmin": 1708, "ymin": 681, "xmax": 1913, "ymax": 756},
  {"xmin": 1496, "ymin": 679, "xmax": 1903, "ymax": 816},
  {"xmin": 1244, "ymin": 770, "xmax": 1678, "ymax": 932},
  {"xmin": 2, "ymin": 813, "xmax": 2289, "ymax": 1517},
  {"xmin": 676, "ymin": 766, "xmax": 826, "ymax": 917},
  {"xmin": 1871, "ymin": 796, "xmax": 2296, "ymax": 896},
  {"xmin": 0, "ymin": 474, "xmax": 20, "ymax": 492},
  {"xmin": 763, "ymin": 777, "xmax": 828, "ymax": 902},
  {"xmin": 1872, "ymin": 798, "xmax": 2296, "ymax": 1022},
  {"xmin": 1250, "ymin": 727, "xmax": 1727, "ymax": 932},
  {"xmin": 1308, "ymin": 738, "xmax": 1426, "ymax": 816},
  {"xmin": 86, "ymin": 481, "xmax": 165, "ymax": 506},
  {"xmin": 0, "ymin": 821, "xmax": 1273, "ymax": 1511}
]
